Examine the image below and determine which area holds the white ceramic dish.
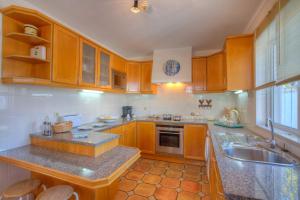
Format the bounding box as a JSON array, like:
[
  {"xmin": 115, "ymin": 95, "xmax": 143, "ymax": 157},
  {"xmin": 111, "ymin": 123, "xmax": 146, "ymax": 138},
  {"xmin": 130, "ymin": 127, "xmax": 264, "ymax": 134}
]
[
  {"xmin": 92, "ymin": 123, "xmax": 106, "ymax": 128},
  {"xmin": 77, "ymin": 126, "xmax": 93, "ymax": 131}
]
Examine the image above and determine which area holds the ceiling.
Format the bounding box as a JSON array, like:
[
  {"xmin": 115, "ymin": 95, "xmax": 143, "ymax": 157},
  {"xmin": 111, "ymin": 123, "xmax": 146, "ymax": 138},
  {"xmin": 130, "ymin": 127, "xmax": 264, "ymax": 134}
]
[{"xmin": 24, "ymin": 0, "xmax": 263, "ymax": 59}]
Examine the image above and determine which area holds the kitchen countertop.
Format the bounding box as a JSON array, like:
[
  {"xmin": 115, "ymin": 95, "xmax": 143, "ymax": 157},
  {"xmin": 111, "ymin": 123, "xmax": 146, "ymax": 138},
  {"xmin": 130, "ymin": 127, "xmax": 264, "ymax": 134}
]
[
  {"xmin": 208, "ymin": 124, "xmax": 300, "ymax": 200},
  {"xmin": 0, "ymin": 145, "xmax": 140, "ymax": 184},
  {"xmin": 30, "ymin": 118, "xmax": 208, "ymax": 146}
]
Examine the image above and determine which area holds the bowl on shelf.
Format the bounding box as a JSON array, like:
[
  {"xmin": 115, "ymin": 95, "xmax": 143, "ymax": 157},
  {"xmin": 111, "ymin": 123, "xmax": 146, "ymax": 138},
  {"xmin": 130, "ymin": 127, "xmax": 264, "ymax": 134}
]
[{"xmin": 24, "ymin": 24, "xmax": 38, "ymax": 36}]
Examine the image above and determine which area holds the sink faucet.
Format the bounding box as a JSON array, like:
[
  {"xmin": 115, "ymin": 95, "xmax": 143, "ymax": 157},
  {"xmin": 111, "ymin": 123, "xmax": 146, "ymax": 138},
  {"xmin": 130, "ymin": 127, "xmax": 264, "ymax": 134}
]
[{"xmin": 268, "ymin": 118, "xmax": 276, "ymax": 149}]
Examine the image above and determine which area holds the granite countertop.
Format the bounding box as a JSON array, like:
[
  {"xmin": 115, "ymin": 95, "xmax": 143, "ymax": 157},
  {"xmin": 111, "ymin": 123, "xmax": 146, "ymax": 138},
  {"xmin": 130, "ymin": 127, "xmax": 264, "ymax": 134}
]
[
  {"xmin": 208, "ymin": 124, "xmax": 300, "ymax": 200},
  {"xmin": 30, "ymin": 118, "xmax": 208, "ymax": 146},
  {"xmin": 0, "ymin": 145, "xmax": 140, "ymax": 181}
]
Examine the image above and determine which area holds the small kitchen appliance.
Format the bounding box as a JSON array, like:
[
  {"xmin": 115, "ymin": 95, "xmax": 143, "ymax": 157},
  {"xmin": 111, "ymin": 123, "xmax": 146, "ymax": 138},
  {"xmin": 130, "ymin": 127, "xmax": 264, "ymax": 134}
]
[{"xmin": 122, "ymin": 106, "xmax": 133, "ymax": 119}]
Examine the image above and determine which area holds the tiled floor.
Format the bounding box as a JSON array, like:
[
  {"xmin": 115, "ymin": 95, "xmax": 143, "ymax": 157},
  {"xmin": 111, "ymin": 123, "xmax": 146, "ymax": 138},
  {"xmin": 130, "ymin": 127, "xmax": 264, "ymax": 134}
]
[{"xmin": 114, "ymin": 158, "xmax": 211, "ymax": 200}]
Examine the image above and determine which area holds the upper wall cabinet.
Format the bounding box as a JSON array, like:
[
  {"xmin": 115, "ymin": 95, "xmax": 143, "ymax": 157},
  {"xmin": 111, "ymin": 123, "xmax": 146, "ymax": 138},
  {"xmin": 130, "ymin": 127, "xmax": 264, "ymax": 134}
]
[
  {"xmin": 192, "ymin": 58, "xmax": 207, "ymax": 93},
  {"xmin": 207, "ymin": 52, "xmax": 226, "ymax": 91},
  {"xmin": 1, "ymin": 6, "xmax": 53, "ymax": 84},
  {"xmin": 79, "ymin": 38, "xmax": 97, "ymax": 86},
  {"xmin": 98, "ymin": 49, "xmax": 111, "ymax": 88},
  {"xmin": 225, "ymin": 35, "xmax": 254, "ymax": 91},
  {"xmin": 53, "ymin": 24, "xmax": 80, "ymax": 85},
  {"xmin": 140, "ymin": 62, "xmax": 157, "ymax": 94},
  {"xmin": 126, "ymin": 62, "xmax": 141, "ymax": 93},
  {"xmin": 111, "ymin": 54, "xmax": 126, "ymax": 73}
]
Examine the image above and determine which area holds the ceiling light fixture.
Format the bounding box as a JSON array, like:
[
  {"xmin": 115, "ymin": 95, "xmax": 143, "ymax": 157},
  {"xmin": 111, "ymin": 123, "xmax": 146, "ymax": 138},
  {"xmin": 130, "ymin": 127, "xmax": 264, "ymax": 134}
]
[{"xmin": 131, "ymin": 0, "xmax": 140, "ymax": 14}]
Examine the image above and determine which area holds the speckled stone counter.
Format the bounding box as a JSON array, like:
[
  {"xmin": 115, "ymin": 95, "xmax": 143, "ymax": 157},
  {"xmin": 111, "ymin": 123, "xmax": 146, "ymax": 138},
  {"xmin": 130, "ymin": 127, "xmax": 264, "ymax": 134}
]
[
  {"xmin": 208, "ymin": 124, "xmax": 300, "ymax": 200},
  {"xmin": 30, "ymin": 118, "xmax": 207, "ymax": 146},
  {"xmin": 0, "ymin": 145, "xmax": 140, "ymax": 181}
]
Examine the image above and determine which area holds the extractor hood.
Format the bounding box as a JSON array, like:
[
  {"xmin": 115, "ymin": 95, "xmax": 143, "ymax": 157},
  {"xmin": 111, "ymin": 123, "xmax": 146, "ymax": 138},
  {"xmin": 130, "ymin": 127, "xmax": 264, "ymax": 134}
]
[{"xmin": 152, "ymin": 47, "xmax": 192, "ymax": 83}]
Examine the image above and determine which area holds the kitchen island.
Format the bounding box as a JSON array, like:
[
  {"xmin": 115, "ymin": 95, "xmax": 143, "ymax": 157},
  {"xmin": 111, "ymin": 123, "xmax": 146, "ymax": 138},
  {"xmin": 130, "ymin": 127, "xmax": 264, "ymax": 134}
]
[{"xmin": 0, "ymin": 128, "xmax": 140, "ymax": 199}]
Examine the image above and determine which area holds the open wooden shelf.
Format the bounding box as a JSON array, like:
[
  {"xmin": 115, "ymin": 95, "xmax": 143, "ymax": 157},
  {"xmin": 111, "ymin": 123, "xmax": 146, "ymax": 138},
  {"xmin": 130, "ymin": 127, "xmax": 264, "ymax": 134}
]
[
  {"xmin": 5, "ymin": 55, "xmax": 50, "ymax": 64},
  {"xmin": 1, "ymin": 77, "xmax": 51, "ymax": 85},
  {"xmin": 6, "ymin": 32, "xmax": 50, "ymax": 45}
]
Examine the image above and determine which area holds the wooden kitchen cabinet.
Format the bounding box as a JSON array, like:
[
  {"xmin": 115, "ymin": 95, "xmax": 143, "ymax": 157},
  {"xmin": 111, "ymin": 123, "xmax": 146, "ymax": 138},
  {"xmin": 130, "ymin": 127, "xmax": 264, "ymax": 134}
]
[
  {"xmin": 136, "ymin": 122, "xmax": 156, "ymax": 154},
  {"xmin": 207, "ymin": 52, "xmax": 226, "ymax": 91},
  {"xmin": 106, "ymin": 126, "xmax": 125, "ymax": 145},
  {"xmin": 111, "ymin": 54, "xmax": 126, "ymax": 73},
  {"xmin": 192, "ymin": 57, "xmax": 207, "ymax": 93},
  {"xmin": 123, "ymin": 122, "xmax": 137, "ymax": 147},
  {"xmin": 79, "ymin": 38, "xmax": 97, "ymax": 86},
  {"xmin": 126, "ymin": 62, "xmax": 141, "ymax": 93},
  {"xmin": 209, "ymin": 138, "xmax": 225, "ymax": 199},
  {"xmin": 225, "ymin": 34, "xmax": 254, "ymax": 91},
  {"xmin": 140, "ymin": 62, "xmax": 156, "ymax": 94},
  {"xmin": 184, "ymin": 124, "xmax": 207, "ymax": 160},
  {"xmin": 53, "ymin": 24, "xmax": 80, "ymax": 85},
  {"xmin": 98, "ymin": 49, "xmax": 112, "ymax": 88}
]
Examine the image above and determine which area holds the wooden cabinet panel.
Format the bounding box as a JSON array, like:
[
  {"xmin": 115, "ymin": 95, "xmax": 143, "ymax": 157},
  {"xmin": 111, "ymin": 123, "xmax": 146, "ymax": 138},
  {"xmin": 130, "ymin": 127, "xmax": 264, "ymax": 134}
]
[
  {"xmin": 141, "ymin": 62, "xmax": 152, "ymax": 92},
  {"xmin": 225, "ymin": 35, "xmax": 254, "ymax": 91},
  {"xmin": 79, "ymin": 38, "xmax": 97, "ymax": 86},
  {"xmin": 192, "ymin": 58, "xmax": 207, "ymax": 92},
  {"xmin": 53, "ymin": 24, "xmax": 79, "ymax": 85},
  {"xmin": 112, "ymin": 54, "xmax": 126, "ymax": 73},
  {"xmin": 184, "ymin": 124, "xmax": 207, "ymax": 160},
  {"xmin": 136, "ymin": 122, "xmax": 156, "ymax": 154},
  {"xmin": 127, "ymin": 62, "xmax": 141, "ymax": 93},
  {"xmin": 124, "ymin": 122, "xmax": 136, "ymax": 147},
  {"xmin": 207, "ymin": 53, "xmax": 226, "ymax": 91},
  {"xmin": 106, "ymin": 126, "xmax": 125, "ymax": 145},
  {"xmin": 98, "ymin": 49, "xmax": 111, "ymax": 88}
]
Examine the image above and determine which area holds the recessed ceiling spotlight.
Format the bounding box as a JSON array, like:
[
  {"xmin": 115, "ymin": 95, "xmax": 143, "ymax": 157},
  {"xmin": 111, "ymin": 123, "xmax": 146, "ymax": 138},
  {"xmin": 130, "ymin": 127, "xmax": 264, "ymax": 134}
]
[{"xmin": 131, "ymin": 0, "xmax": 141, "ymax": 14}]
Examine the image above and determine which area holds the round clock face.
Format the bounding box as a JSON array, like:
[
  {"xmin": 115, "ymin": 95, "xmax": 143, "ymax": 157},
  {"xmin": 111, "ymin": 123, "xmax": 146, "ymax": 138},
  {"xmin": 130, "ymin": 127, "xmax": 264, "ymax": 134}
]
[{"xmin": 163, "ymin": 60, "xmax": 180, "ymax": 76}]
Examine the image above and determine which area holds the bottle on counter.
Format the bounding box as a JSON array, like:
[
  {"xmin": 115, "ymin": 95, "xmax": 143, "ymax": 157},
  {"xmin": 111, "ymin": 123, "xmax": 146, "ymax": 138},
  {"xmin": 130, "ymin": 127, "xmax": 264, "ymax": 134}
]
[{"xmin": 43, "ymin": 116, "xmax": 52, "ymax": 136}]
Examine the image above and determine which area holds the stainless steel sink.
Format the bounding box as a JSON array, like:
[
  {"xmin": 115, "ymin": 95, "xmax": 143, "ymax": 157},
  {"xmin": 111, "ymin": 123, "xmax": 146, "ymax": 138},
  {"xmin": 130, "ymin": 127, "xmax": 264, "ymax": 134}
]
[{"xmin": 222, "ymin": 145, "xmax": 298, "ymax": 167}]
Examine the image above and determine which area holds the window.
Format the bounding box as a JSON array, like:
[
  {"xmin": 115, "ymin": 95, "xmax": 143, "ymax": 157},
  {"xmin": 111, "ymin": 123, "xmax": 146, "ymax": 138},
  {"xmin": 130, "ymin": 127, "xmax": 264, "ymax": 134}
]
[
  {"xmin": 256, "ymin": 81, "xmax": 300, "ymax": 135},
  {"xmin": 255, "ymin": 0, "xmax": 300, "ymax": 136}
]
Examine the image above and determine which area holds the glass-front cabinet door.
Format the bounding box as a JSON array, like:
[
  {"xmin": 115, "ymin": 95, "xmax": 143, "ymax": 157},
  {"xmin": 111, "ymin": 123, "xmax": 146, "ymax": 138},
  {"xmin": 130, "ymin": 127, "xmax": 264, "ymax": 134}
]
[
  {"xmin": 98, "ymin": 49, "xmax": 111, "ymax": 88},
  {"xmin": 80, "ymin": 39, "xmax": 97, "ymax": 86}
]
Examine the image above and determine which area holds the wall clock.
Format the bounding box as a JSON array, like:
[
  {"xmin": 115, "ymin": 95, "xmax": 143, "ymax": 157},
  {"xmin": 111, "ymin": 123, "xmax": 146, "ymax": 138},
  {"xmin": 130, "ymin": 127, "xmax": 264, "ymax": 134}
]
[{"xmin": 163, "ymin": 59, "xmax": 181, "ymax": 76}]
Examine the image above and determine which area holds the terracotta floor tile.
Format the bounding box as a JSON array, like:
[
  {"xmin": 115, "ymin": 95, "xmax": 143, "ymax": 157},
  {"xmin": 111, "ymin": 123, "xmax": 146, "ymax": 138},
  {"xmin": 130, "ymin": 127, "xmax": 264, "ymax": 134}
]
[
  {"xmin": 113, "ymin": 190, "xmax": 128, "ymax": 200},
  {"xmin": 126, "ymin": 170, "xmax": 144, "ymax": 181},
  {"xmin": 154, "ymin": 161, "xmax": 169, "ymax": 168},
  {"xmin": 178, "ymin": 191, "xmax": 201, "ymax": 200},
  {"xmin": 140, "ymin": 159, "xmax": 155, "ymax": 165},
  {"xmin": 169, "ymin": 163, "xmax": 185, "ymax": 170},
  {"xmin": 143, "ymin": 174, "xmax": 162, "ymax": 185},
  {"xmin": 183, "ymin": 172, "xmax": 201, "ymax": 182},
  {"xmin": 134, "ymin": 183, "xmax": 156, "ymax": 197},
  {"xmin": 118, "ymin": 179, "xmax": 137, "ymax": 192},
  {"xmin": 154, "ymin": 187, "xmax": 177, "ymax": 200},
  {"xmin": 165, "ymin": 169, "xmax": 183, "ymax": 179},
  {"xmin": 149, "ymin": 167, "xmax": 166, "ymax": 175},
  {"xmin": 181, "ymin": 180, "xmax": 201, "ymax": 193},
  {"xmin": 160, "ymin": 177, "xmax": 180, "ymax": 188},
  {"xmin": 134, "ymin": 163, "xmax": 151, "ymax": 172},
  {"xmin": 185, "ymin": 165, "xmax": 201, "ymax": 172},
  {"xmin": 127, "ymin": 195, "xmax": 148, "ymax": 200}
]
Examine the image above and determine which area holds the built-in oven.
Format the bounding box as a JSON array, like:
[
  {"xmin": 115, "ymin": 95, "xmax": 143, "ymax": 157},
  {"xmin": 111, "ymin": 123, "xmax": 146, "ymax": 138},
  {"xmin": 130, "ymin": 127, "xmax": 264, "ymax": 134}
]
[
  {"xmin": 156, "ymin": 123, "xmax": 184, "ymax": 155},
  {"xmin": 112, "ymin": 69, "xmax": 126, "ymax": 90}
]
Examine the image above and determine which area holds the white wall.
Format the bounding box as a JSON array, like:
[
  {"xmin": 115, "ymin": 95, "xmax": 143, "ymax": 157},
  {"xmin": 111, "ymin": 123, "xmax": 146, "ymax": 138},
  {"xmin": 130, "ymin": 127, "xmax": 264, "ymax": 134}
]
[{"xmin": 128, "ymin": 84, "xmax": 237, "ymax": 119}]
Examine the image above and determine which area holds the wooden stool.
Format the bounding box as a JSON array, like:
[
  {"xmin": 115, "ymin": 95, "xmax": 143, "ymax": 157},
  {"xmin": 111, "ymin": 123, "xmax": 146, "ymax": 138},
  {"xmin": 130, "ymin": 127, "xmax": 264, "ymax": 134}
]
[
  {"xmin": 0, "ymin": 179, "xmax": 41, "ymax": 200},
  {"xmin": 36, "ymin": 185, "xmax": 79, "ymax": 200}
]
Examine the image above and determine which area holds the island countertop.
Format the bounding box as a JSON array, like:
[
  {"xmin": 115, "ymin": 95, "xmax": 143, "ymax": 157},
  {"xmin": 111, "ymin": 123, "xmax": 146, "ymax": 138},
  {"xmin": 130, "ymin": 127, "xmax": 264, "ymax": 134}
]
[
  {"xmin": 0, "ymin": 145, "xmax": 140, "ymax": 189},
  {"xmin": 208, "ymin": 124, "xmax": 300, "ymax": 200}
]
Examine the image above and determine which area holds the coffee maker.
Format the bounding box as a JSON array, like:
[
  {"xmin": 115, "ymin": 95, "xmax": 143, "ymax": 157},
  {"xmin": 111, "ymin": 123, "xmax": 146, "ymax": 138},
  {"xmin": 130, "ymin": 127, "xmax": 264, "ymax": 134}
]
[{"xmin": 122, "ymin": 106, "xmax": 133, "ymax": 119}]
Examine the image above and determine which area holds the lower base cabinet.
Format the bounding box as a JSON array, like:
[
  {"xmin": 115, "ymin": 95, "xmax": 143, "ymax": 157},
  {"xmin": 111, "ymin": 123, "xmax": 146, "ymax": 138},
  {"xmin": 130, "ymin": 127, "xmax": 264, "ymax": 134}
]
[
  {"xmin": 106, "ymin": 126, "xmax": 125, "ymax": 145},
  {"xmin": 136, "ymin": 122, "xmax": 156, "ymax": 154},
  {"xmin": 124, "ymin": 122, "xmax": 137, "ymax": 147},
  {"xmin": 183, "ymin": 124, "xmax": 207, "ymax": 160},
  {"xmin": 209, "ymin": 137, "xmax": 225, "ymax": 199}
]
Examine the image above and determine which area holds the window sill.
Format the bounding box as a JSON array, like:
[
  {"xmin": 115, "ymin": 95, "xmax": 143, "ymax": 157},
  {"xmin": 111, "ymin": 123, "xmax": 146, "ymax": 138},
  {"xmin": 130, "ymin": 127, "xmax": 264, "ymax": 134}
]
[{"xmin": 256, "ymin": 124, "xmax": 300, "ymax": 146}]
